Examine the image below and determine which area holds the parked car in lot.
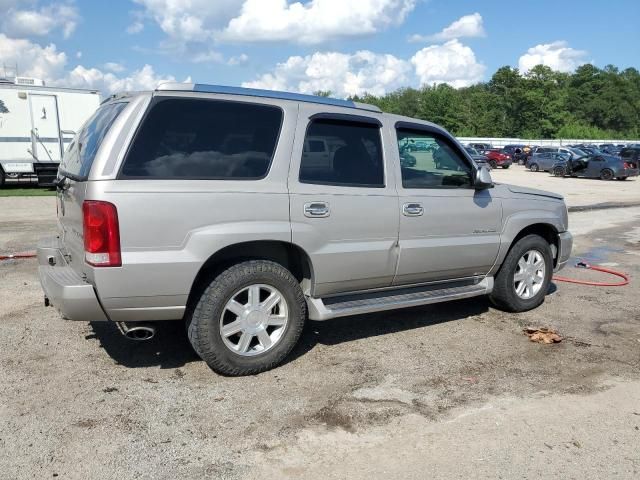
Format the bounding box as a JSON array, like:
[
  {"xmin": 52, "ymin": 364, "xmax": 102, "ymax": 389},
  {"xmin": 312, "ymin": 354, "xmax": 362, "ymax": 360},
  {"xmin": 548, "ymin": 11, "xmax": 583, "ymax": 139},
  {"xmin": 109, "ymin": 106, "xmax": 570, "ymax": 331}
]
[
  {"xmin": 479, "ymin": 148, "xmax": 513, "ymax": 169},
  {"xmin": 502, "ymin": 144, "xmax": 531, "ymax": 164},
  {"xmin": 468, "ymin": 142, "xmax": 492, "ymax": 151},
  {"xmin": 620, "ymin": 147, "xmax": 640, "ymax": 164},
  {"xmin": 527, "ymin": 152, "xmax": 570, "ymax": 172},
  {"xmin": 464, "ymin": 146, "xmax": 491, "ymax": 169},
  {"xmin": 532, "ymin": 146, "xmax": 587, "ymax": 161},
  {"xmin": 38, "ymin": 84, "xmax": 572, "ymax": 376},
  {"xmin": 551, "ymin": 154, "xmax": 639, "ymax": 180}
]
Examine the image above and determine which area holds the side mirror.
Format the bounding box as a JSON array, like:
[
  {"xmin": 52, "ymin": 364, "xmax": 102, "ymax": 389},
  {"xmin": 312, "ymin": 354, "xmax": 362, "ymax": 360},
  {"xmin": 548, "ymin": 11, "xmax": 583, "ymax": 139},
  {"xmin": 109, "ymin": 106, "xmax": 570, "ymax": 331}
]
[{"xmin": 474, "ymin": 166, "xmax": 493, "ymax": 190}]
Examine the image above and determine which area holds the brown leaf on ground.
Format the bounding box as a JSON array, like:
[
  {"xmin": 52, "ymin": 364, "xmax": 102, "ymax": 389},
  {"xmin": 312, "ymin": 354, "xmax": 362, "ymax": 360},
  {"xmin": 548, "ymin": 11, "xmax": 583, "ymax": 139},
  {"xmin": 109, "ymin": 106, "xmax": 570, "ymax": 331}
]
[{"xmin": 524, "ymin": 327, "xmax": 563, "ymax": 344}]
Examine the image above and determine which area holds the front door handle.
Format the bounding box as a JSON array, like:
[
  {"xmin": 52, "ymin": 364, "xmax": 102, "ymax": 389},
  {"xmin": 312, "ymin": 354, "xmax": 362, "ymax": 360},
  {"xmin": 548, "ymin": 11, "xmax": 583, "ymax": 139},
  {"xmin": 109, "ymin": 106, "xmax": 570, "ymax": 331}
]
[
  {"xmin": 403, "ymin": 203, "xmax": 424, "ymax": 217},
  {"xmin": 304, "ymin": 202, "xmax": 330, "ymax": 218}
]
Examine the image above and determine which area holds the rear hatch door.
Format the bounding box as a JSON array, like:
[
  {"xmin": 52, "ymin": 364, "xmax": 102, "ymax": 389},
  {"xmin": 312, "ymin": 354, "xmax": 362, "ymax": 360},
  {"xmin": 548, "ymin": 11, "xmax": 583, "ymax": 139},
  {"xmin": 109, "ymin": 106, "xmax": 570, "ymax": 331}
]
[{"xmin": 57, "ymin": 101, "xmax": 129, "ymax": 274}]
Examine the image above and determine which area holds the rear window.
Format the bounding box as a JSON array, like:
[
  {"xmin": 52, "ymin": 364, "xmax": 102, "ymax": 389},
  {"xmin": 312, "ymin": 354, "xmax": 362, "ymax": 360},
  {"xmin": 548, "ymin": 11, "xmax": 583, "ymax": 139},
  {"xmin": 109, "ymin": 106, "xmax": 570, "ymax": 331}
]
[
  {"xmin": 60, "ymin": 102, "xmax": 128, "ymax": 179},
  {"xmin": 121, "ymin": 98, "xmax": 283, "ymax": 179}
]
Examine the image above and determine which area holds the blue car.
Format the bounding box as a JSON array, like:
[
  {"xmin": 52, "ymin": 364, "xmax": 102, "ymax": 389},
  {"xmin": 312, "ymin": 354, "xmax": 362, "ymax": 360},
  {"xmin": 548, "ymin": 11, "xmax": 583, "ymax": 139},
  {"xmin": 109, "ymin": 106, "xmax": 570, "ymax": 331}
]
[{"xmin": 551, "ymin": 154, "xmax": 639, "ymax": 181}]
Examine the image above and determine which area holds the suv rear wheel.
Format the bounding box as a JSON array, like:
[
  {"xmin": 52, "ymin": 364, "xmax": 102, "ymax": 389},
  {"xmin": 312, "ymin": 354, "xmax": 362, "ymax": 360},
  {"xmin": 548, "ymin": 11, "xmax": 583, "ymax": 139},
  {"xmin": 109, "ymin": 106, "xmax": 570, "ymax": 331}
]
[
  {"xmin": 489, "ymin": 234, "xmax": 553, "ymax": 312},
  {"xmin": 188, "ymin": 260, "xmax": 306, "ymax": 376}
]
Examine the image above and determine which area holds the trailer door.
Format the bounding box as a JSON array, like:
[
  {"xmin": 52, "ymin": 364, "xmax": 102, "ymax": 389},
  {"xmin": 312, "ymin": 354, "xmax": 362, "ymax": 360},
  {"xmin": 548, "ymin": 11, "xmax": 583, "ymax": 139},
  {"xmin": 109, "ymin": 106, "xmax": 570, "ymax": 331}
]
[{"xmin": 29, "ymin": 94, "xmax": 62, "ymax": 162}]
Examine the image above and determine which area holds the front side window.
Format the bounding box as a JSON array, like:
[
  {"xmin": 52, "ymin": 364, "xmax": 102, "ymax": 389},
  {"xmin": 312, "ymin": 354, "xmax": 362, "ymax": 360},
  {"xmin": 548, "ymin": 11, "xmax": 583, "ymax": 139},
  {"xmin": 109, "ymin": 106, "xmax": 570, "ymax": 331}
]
[
  {"xmin": 299, "ymin": 119, "xmax": 384, "ymax": 188},
  {"xmin": 121, "ymin": 98, "xmax": 282, "ymax": 179},
  {"xmin": 397, "ymin": 128, "xmax": 472, "ymax": 189}
]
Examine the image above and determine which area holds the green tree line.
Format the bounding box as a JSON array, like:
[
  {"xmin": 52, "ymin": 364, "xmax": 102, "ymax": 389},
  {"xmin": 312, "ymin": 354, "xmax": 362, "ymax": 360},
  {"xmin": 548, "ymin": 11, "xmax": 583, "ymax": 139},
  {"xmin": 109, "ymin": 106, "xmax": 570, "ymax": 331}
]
[{"xmin": 349, "ymin": 64, "xmax": 640, "ymax": 140}]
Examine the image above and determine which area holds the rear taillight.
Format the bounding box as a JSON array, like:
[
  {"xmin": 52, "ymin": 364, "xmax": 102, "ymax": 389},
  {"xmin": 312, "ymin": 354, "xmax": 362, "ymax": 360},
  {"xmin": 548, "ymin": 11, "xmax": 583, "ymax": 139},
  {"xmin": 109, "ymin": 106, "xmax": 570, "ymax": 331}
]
[{"xmin": 82, "ymin": 200, "xmax": 121, "ymax": 267}]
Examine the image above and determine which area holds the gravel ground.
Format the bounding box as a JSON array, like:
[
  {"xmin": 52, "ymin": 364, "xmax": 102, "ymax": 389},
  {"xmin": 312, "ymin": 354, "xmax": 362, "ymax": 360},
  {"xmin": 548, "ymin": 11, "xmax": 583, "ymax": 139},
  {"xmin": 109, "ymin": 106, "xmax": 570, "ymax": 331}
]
[
  {"xmin": 490, "ymin": 164, "xmax": 640, "ymax": 208},
  {"xmin": 1, "ymin": 185, "xmax": 639, "ymax": 479}
]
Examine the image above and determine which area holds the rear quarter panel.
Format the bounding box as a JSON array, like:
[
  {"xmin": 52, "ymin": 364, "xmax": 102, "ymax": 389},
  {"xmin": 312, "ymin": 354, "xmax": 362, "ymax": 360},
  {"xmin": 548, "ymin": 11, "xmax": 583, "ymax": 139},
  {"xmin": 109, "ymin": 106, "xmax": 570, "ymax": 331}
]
[{"xmin": 83, "ymin": 94, "xmax": 299, "ymax": 321}]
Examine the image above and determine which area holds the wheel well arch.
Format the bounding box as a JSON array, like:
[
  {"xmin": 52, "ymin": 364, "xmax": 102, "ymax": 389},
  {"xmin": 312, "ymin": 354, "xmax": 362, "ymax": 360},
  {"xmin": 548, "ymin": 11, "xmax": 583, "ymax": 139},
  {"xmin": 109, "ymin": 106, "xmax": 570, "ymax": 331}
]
[
  {"xmin": 185, "ymin": 240, "xmax": 314, "ymax": 320},
  {"xmin": 511, "ymin": 223, "xmax": 559, "ymax": 263}
]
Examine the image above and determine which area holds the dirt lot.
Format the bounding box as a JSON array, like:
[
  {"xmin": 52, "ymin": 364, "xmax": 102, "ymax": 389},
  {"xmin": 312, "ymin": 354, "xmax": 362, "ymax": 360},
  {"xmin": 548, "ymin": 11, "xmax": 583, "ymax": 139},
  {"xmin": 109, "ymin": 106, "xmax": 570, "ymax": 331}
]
[
  {"xmin": 490, "ymin": 164, "xmax": 640, "ymax": 208},
  {"xmin": 1, "ymin": 171, "xmax": 639, "ymax": 479}
]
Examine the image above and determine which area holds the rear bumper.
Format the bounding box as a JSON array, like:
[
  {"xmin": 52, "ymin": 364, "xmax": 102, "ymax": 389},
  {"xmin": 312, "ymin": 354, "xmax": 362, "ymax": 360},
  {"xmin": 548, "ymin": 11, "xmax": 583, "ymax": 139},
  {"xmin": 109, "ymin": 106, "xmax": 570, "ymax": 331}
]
[
  {"xmin": 619, "ymin": 168, "xmax": 639, "ymax": 178},
  {"xmin": 555, "ymin": 231, "xmax": 573, "ymax": 272},
  {"xmin": 37, "ymin": 236, "xmax": 109, "ymax": 321}
]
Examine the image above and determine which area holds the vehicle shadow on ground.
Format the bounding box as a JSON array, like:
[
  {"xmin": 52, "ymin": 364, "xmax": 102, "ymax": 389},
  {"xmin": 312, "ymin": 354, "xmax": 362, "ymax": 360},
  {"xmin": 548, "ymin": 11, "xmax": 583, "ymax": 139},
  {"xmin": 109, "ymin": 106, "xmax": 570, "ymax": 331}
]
[
  {"xmin": 88, "ymin": 320, "xmax": 199, "ymax": 369},
  {"xmin": 286, "ymin": 297, "xmax": 491, "ymax": 365},
  {"xmin": 88, "ymin": 297, "xmax": 491, "ymax": 370}
]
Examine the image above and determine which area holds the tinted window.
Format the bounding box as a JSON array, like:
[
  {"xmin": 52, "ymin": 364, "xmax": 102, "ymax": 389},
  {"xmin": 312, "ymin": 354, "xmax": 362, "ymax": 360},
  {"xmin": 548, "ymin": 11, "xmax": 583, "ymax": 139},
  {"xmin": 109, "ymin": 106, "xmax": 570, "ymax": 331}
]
[
  {"xmin": 299, "ymin": 119, "xmax": 384, "ymax": 187},
  {"xmin": 60, "ymin": 102, "xmax": 128, "ymax": 179},
  {"xmin": 121, "ymin": 98, "xmax": 282, "ymax": 179},
  {"xmin": 397, "ymin": 129, "xmax": 472, "ymax": 189},
  {"xmin": 307, "ymin": 140, "xmax": 325, "ymax": 153}
]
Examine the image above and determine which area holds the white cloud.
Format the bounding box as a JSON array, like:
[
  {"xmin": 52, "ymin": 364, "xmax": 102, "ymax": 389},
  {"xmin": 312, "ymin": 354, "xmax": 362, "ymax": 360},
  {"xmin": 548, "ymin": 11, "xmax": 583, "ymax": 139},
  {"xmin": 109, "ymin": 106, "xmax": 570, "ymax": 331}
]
[
  {"xmin": 518, "ymin": 41, "xmax": 588, "ymax": 73},
  {"xmin": 126, "ymin": 21, "xmax": 144, "ymax": 34},
  {"xmin": 227, "ymin": 54, "xmax": 249, "ymax": 66},
  {"xmin": 103, "ymin": 62, "xmax": 125, "ymax": 73},
  {"xmin": 0, "ymin": 33, "xmax": 184, "ymax": 94},
  {"xmin": 411, "ymin": 39, "xmax": 485, "ymax": 88},
  {"xmin": 132, "ymin": 0, "xmax": 416, "ymax": 50},
  {"xmin": 0, "ymin": 33, "xmax": 67, "ymax": 80},
  {"xmin": 2, "ymin": 2, "xmax": 80, "ymax": 39},
  {"xmin": 244, "ymin": 51, "xmax": 412, "ymax": 97},
  {"xmin": 132, "ymin": 0, "xmax": 245, "ymax": 42},
  {"xmin": 224, "ymin": 0, "xmax": 417, "ymax": 44},
  {"xmin": 246, "ymin": 39, "xmax": 486, "ymax": 96},
  {"xmin": 241, "ymin": 39, "xmax": 485, "ymax": 96},
  {"xmin": 409, "ymin": 13, "xmax": 485, "ymax": 43},
  {"xmin": 65, "ymin": 64, "xmax": 181, "ymax": 94}
]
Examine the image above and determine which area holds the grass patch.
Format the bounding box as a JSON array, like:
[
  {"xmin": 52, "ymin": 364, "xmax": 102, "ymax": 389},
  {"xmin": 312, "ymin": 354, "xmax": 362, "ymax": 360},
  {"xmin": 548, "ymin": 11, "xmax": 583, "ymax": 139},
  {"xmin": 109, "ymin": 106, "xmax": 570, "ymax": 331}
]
[{"xmin": 0, "ymin": 187, "xmax": 56, "ymax": 197}]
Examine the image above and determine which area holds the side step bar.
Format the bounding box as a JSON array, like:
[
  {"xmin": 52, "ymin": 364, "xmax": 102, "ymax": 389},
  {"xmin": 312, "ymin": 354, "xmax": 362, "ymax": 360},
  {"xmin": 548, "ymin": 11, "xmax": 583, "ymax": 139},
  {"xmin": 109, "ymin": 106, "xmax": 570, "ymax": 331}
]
[{"xmin": 306, "ymin": 277, "xmax": 493, "ymax": 321}]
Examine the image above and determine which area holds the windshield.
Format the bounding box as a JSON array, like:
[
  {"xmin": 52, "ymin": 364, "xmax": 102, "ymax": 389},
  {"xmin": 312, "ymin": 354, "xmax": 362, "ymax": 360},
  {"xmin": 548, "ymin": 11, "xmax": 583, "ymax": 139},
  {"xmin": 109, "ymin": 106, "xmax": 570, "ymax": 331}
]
[
  {"xmin": 59, "ymin": 102, "xmax": 128, "ymax": 180},
  {"xmin": 569, "ymin": 148, "xmax": 587, "ymax": 157},
  {"xmin": 465, "ymin": 147, "xmax": 479, "ymax": 155}
]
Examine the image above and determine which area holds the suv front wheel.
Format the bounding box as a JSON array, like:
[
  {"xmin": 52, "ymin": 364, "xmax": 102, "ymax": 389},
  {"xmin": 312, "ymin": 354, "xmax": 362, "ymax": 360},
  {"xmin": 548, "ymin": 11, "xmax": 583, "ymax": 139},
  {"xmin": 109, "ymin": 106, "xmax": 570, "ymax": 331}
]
[
  {"xmin": 188, "ymin": 260, "xmax": 306, "ymax": 376},
  {"xmin": 489, "ymin": 234, "xmax": 553, "ymax": 312}
]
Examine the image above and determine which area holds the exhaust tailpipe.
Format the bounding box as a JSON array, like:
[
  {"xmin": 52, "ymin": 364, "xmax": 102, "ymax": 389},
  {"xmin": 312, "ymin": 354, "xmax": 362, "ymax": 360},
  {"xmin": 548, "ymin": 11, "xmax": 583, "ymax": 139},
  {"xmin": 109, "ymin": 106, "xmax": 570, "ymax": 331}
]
[{"xmin": 117, "ymin": 322, "xmax": 156, "ymax": 341}]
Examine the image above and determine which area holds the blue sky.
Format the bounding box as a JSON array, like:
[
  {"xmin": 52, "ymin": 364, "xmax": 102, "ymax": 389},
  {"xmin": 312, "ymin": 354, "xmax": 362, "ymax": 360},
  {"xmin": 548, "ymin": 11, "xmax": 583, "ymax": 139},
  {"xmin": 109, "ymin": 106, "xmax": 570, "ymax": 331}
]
[{"xmin": 1, "ymin": 0, "xmax": 638, "ymax": 96}]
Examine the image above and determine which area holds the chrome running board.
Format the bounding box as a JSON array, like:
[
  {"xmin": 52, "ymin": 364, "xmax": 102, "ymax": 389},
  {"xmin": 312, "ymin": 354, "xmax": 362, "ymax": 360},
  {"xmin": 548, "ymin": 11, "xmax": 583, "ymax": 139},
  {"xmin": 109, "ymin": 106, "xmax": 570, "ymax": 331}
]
[{"xmin": 306, "ymin": 277, "xmax": 493, "ymax": 321}]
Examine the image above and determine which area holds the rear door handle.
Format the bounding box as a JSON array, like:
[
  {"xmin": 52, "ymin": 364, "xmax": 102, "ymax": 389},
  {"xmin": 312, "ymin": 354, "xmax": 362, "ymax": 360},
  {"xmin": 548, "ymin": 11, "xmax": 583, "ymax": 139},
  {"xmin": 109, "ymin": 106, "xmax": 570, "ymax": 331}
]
[
  {"xmin": 304, "ymin": 202, "xmax": 330, "ymax": 218},
  {"xmin": 403, "ymin": 203, "xmax": 424, "ymax": 217}
]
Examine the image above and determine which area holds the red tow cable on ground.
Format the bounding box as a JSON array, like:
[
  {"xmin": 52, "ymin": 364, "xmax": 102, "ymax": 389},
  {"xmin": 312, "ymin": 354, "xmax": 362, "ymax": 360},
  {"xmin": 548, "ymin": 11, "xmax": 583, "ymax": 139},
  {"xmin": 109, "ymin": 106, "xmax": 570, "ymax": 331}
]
[
  {"xmin": 0, "ymin": 252, "xmax": 631, "ymax": 287},
  {"xmin": 553, "ymin": 261, "xmax": 630, "ymax": 287},
  {"xmin": 0, "ymin": 251, "xmax": 37, "ymax": 261}
]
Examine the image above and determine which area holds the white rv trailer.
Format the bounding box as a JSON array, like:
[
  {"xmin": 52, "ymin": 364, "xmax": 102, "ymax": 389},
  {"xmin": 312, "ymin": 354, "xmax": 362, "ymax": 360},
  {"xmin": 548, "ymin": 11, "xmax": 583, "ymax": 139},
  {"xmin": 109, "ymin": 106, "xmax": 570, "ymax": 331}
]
[{"xmin": 0, "ymin": 77, "xmax": 100, "ymax": 186}]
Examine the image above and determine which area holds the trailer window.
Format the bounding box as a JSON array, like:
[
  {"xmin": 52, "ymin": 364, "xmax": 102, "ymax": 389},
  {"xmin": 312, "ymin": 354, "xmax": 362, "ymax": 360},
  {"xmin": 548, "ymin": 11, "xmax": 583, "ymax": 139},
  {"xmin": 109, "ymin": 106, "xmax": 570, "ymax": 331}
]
[{"xmin": 60, "ymin": 102, "xmax": 128, "ymax": 179}]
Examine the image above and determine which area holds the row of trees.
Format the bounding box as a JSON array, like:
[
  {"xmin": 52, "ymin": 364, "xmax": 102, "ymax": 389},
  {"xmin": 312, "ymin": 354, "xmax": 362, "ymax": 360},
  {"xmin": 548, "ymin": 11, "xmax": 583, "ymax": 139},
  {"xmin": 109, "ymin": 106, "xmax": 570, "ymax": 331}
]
[{"xmin": 348, "ymin": 64, "xmax": 640, "ymax": 140}]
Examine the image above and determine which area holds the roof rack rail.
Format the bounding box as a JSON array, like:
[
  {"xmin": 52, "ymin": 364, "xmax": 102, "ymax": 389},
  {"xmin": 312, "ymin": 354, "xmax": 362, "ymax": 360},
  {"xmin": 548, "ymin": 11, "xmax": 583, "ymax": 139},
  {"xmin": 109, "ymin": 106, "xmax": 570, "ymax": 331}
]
[{"xmin": 155, "ymin": 82, "xmax": 382, "ymax": 113}]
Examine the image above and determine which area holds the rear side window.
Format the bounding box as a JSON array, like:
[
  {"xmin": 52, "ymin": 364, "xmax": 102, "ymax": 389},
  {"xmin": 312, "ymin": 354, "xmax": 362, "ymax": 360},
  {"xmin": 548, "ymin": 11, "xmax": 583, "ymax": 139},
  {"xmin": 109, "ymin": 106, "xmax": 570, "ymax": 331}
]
[
  {"xmin": 121, "ymin": 98, "xmax": 282, "ymax": 179},
  {"xmin": 299, "ymin": 119, "xmax": 384, "ymax": 188},
  {"xmin": 60, "ymin": 102, "xmax": 128, "ymax": 179}
]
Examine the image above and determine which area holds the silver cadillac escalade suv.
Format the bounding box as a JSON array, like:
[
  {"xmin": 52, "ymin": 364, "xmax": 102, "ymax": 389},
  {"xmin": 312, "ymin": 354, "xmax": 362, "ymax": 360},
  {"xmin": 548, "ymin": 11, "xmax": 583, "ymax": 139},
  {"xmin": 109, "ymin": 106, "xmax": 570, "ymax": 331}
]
[{"xmin": 38, "ymin": 83, "xmax": 572, "ymax": 376}]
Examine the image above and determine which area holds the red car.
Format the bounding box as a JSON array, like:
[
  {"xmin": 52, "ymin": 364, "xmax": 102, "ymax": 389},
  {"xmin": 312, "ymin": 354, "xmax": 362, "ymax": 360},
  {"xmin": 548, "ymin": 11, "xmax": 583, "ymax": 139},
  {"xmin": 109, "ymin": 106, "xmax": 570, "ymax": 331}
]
[{"xmin": 480, "ymin": 149, "xmax": 513, "ymax": 169}]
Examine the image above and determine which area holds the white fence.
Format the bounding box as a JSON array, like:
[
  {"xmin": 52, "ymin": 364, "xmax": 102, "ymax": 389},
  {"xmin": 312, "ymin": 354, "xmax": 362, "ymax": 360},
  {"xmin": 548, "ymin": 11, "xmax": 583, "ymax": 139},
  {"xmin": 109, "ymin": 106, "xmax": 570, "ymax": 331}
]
[{"xmin": 457, "ymin": 137, "xmax": 640, "ymax": 148}]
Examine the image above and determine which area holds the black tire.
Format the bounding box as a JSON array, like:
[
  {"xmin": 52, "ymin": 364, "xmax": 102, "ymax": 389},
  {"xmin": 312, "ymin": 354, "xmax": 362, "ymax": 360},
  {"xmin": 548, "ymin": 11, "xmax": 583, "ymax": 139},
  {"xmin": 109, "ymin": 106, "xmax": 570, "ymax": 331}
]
[
  {"xmin": 489, "ymin": 234, "xmax": 553, "ymax": 313},
  {"xmin": 530, "ymin": 163, "xmax": 539, "ymax": 172},
  {"xmin": 553, "ymin": 166, "xmax": 566, "ymax": 177},
  {"xmin": 502, "ymin": 165, "xmax": 510, "ymax": 169},
  {"xmin": 0, "ymin": 168, "xmax": 5, "ymax": 188},
  {"xmin": 489, "ymin": 160, "xmax": 498, "ymax": 169},
  {"xmin": 600, "ymin": 168, "xmax": 614, "ymax": 181},
  {"xmin": 187, "ymin": 260, "xmax": 306, "ymax": 376}
]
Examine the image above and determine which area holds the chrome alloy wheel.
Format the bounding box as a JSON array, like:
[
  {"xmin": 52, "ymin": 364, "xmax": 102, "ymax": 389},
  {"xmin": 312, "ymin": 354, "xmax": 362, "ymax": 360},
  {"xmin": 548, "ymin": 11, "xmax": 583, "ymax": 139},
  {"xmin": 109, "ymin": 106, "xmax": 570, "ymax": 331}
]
[
  {"xmin": 513, "ymin": 250, "xmax": 546, "ymax": 300},
  {"xmin": 219, "ymin": 284, "xmax": 289, "ymax": 356}
]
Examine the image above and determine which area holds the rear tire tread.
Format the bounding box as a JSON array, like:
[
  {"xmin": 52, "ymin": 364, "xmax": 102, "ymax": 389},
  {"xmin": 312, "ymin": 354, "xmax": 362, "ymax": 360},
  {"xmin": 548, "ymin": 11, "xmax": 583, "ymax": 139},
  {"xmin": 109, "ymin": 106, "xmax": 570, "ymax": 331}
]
[{"xmin": 187, "ymin": 260, "xmax": 306, "ymax": 376}]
